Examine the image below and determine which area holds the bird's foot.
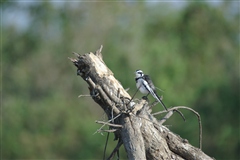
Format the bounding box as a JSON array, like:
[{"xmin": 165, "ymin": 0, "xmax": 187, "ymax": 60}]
[{"xmin": 142, "ymin": 96, "xmax": 149, "ymax": 101}]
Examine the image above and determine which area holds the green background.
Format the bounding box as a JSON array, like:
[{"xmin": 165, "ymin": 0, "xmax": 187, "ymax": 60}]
[{"xmin": 2, "ymin": 1, "xmax": 239, "ymax": 159}]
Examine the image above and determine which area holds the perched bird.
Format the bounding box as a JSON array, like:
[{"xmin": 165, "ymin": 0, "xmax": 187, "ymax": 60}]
[{"xmin": 135, "ymin": 69, "xmax": 168, "ymax": 111}]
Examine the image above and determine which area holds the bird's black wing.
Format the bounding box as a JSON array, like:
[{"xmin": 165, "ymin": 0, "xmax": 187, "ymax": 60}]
[
  {"xmin": 144, "ymin": 75, "xmax": 156, "ymax": 91},
  {"xmin": 144, "ymin": 75, "xmax": 168, "ymax": 111}
]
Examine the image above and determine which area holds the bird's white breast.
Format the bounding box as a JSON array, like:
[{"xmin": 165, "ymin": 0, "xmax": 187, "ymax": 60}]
[{"xmin": 136, "ymin": 78, "xmax": 149, "ymax": 94}]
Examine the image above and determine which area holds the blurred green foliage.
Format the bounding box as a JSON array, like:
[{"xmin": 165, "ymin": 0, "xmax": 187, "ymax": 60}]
[{"xmin": 1, "ymin": 1, "xmax": 239, "ymax": 160}]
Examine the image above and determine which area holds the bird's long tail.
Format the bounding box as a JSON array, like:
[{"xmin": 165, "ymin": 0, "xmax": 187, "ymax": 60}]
[
  {"xmin": 153, "ymin": 93, "xmax": 168, "ymax": 111},
  {"xmin": 157, "ymin": 95, "xmax": 168, "ymax": 111},
  {"xmin": 146, "ymin": 85, "xmax": 168, "ymax": 112}
]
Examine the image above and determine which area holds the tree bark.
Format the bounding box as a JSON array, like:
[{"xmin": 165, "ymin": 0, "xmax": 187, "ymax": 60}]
[{"xmin": 69, "ymin": 46, "xmax": 214, "ymax": 160}]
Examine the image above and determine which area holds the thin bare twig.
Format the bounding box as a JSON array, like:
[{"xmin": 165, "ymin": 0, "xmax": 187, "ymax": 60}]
[
  {"xmin": 99, "ymin": 129, "xmax": 118, "ymax": 133},
  {"xmin": 96, "ymin": 120, "xmax": 123, "ymax": 128},
  {"xmin": 158, "ymin": 110, "xmax": 174, "ymax": 125},
  {"xmin": 78, "ymin": 94, "xmax": 92, "ymax": 98},
  {"xmin": 174, "ymin": 109, "xmax": 186, "ymax": 121},
  {"xmin": 103, "ymin": 131, "xmax": 110, "ymax": 160},
  {"xmin": 106, "ymin": 140, "xmax": 123, "ymax": 160},
  {"xmin": 94, "ymin": 113, "xmax": 122, "ymax": 135},
  {"xmin": 158, "ymin": 109, "xmax": 186, "ymax": 125}
]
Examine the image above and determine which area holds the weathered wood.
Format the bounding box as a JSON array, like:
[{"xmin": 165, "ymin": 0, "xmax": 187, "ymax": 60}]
[{"xmin": 69, "ymin": 46, "xmax": 214, "ymax": 160}]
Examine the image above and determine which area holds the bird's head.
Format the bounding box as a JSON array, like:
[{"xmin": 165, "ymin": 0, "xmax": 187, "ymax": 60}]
[{"xmin": 135, "ymin": 69, "xmax": 144, "ymax": 78}]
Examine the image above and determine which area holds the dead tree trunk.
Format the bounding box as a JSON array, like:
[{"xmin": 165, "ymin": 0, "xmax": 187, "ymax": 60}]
[{"xmin": 69, "ymin": 46, "xmax": 214, "ymax": 160}]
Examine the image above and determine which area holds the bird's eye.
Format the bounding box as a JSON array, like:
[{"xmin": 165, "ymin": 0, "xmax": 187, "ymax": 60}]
[{"xmin": 136, "ymin": 70, "xmax": 143, "ymax": 76}]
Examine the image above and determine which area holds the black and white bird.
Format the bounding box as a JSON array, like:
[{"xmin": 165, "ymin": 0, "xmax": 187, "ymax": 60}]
[{"xmin": 135, "ymin": 69, "xmax": 168, "ymax": 111}]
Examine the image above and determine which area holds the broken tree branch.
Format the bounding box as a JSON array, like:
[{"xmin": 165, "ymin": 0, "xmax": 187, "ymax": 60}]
[{"xmin": 69, "ymin": 46, "xmax": 213, "ymax": 160}]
